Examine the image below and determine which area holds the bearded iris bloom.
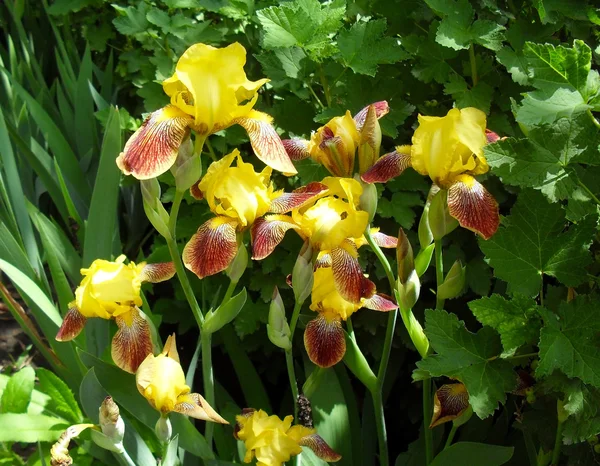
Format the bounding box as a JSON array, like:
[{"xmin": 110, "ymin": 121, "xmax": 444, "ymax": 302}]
[
  {"xmin": 234, "ymin": 409, "xmax": 341, "ymax": 466},
  {"xmin": 430, "ymin": 383, "xmax": 470, "ymax": 428},
  {"xmin": 117, "ymin": 42, "xmax": 296, "ymax": 180},
  {"xmin": 56, "ymin": 255, "xmax": 175, "ymax": 373},
  {"xmin": 183, "ymin": 150, "xmax": 326, "ymax": 278},
  {"xmin": 136, "ymin": 334, "xmax": 227, "ymax": 424},
  {"xmin": 362, "ymin": 107, "xmax": 500, "ymax": 239},
  {"xmin": 282, "ymin": 101, "xmax": 389, "ymax": 176}
]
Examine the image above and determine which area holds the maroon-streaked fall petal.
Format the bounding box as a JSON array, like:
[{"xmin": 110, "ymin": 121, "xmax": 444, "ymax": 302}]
[
  {"xmin": 447, "ymin": 175, "xmax": 499, "ymax": 240},
  {"xmin": 140, "ymin": 262, "xmax": 176, "ymax": 283},
  {"xmin": 282, "ymin": 138, "xmax": 311, "ymax": 161},
  {"xmin": 234, "ymin": 111, "xmax": 297, "ymax": 175},
  {"xmin": 304, "ymin": 314, "xmax": 346, "ymax": 368},
  {"xmin": 56, "ymin": 307, "xmax": 87, "ymax": 342},
  {"xmin": 251, "ymin": 215, "xmax": 299, "ymax": 260},
  {"xmin": 314, "ymin": 253, "xmax": 332, "ymax": 269},
  {"xmin": 190, "ymin": 181, "xmax": 203, "ymax": 200},
  {"xmin": 174, "ymin": 393, "xmax": 228, "ymax": 423},
  {"xmin": 353, "ymin": 101, "xmax": 389, "ymax": 131},
  {"xmin": 112, "ymin": 307, "xmax": 153, "ymax": 374},
  {"xmin": 430, "ymin": 383, "xmax": 470, "ymax": 428},
  {"xmin": 363, "ymin": 293, "xmax": 398, "ymax": 311},
  {"xmin": 268, "ymin": 182, "xmax": 329, "ymax": 213},
  {"xmin": 299, "ymin": 433, "xmax": 342, "ymax": 462},
  {"xmin": 116, "ymin": 105, "xmax": 193, "ymax": 180},
  {"xmin": 331, "ymin": 242, "xmax": 376, "ymax": 303},
  {"xmin": 183, "ymin": 216, "xmax": 239, "ymax": 279},
  {"xmin": 361, "ymin": 146, "xmax": 412, "ymax": 184}
]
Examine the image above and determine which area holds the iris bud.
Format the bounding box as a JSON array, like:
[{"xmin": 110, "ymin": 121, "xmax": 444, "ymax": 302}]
[
  {"xmin": 141, "ymin": 179, "xmax": 171, "ymax": 239},
  {"xmin": 291, "ymin": 242, "xmax": 314, "ymax": 305},
  {"xmin": 267, "ymin": 287, "xmax": 292, "ymax": 351},
  {"xmin": 437, "ymin": 260, "xmax": 466, "ymax": 300},
  {"xmin": 428, "ymin": 189, "xmax": 459, "ymax": 241},
  {"xmin": 172, "ymin": 137, "xmax": 202, "ymax": 191}
]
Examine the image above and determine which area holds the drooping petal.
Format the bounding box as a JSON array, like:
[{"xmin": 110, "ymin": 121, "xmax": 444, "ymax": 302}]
[
  {"xmin": 430, "ymin": 383, "xmax": 470, "ymax": 428},
  {"xmin": 353, "ymin": 101, "xmax": 389, "ymax": 131},
  {"xmin": 361, "ymin": 146, "xmax": 412, "ymax": 183},
  {"xmin": 112, "ymin": 307, "xmax": 153, "ymax": 374},
  {"xmin": 56, "ymin": 307, "xmax": 87, "ymax": 341},
  {"xmin": 174, "ymin": 392, "xmax": 229, "ymax": 424},
  {"xmin": 447, "ymin": 175, "xmax": 499, "ymax": 240},
  {"xmin": 370, "ymin": 229, "xmax": 398, "ymax": 248},
  {"xmin": 183, "ymin": 216, "xmax": 239, "ymax": 279},
  {"xmin": 363, "ymin": 293, "xmax": 398, "ymax": 311},
  {"xmin": 282, "ymin": 138, "xmax": 311, "ymax": 161},
  {"xmin": 268, "ymin": 182, "xmax": 328, "ymax": 213},
  {"xmin": 140, "ymin": 262, "xmax": 176, "ymax": 283},
  {"xmin": 251, "ymin": 215, "xmax": 299, "ymax": 260},
  {"xmin": 116, "ymin": 105, "xmax": 193, "ymax": 180},
  {"xmin": 234, "ymin": 110, "xmax": 297, "ymax": 175},
  {"xmin": 331, "ymin": 242, "xmax": 376, "ymax": 304},
  {"xmin": 304, "ymin": 314, "xmax": 346, "ymax": 368},
  {"xmin": 299, "ymin": 433, "xmax": 342, "ymax": 462}
]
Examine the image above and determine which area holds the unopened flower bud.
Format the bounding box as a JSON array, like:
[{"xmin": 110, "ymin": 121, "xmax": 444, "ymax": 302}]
[
  {"xmin": 358, "ymin": 178, "xmax": 378, "ymax": 223},
  {"xmin": 418, "ymin": 203, "xmax": 434, "ymax": 248},
  {"xmin": 267, "ymin": 287, "xmax": 292, "ymax": 351},
  {"xmin": 428, "ymin": 189, "xmax": 458, "ymax": 241},
  {"xmin": 141, "ymin": 179, "xmax": 171, "ymax": 239},
  {"xmin": 396, "ymin": 229, "xmax": 415, "ymax": 284},
  {"xmin": 292, "ymin": 242, "xmax": 314, "ymax": 304},
  {"xmin": 397, "ymin": 270, "xmax": 420, "ymax": 310},
  {"xmin": 226, "ymin": 241, "xmax": 248, "ymax": 283},
  {"xmin": 358, "ymin": 104, "xmax": 382, "ymax": 174},
  {"xmin": 437, "ymin": 260, "xmax": 466, "ymax": 300},
  {"xmin": 99, "ymin": 396, "xmax": 124, "ymax": 445},
  {"xmin": 155, "ymin": 415, "xmax": 172, "ymax": 444},
  {"xmin": 172, "ymin": 137, "xmax": 202, "ymax": 191},
  {"xmin": 415, "ymin": 243, "xmax": 435, "ymax": 277}
]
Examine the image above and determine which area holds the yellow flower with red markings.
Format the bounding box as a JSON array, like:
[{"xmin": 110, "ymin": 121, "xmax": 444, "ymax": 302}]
[
  {"xmin": 55, "ymin": 255, "xmax": 175, "ymax": 373},
  {"xmin": 430, "ymin": 383, "xmax": 471, "ymax": 428},
  {"xmin": 282, "ymin": 101, "xmax": 389, "ymax": 177},
  {"xmin": 117, "ymin": 42, "xmax": 296, "ymax": 180},
  {"xmin": 136, "ymin": 334, "xmax": 227, "ymax": 424},
  {"xmin": 184, "ymin": 150, "xmax": 327, "ymax": 279},
  {"xmin": 234, "ymin": 408, "xmax": 341, "ymax": 466},
  {"xmin": 362, "ymin": 107, "xmax": 500, "ymax": 239}
]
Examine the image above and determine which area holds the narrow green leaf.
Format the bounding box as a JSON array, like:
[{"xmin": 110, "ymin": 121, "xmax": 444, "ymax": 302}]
[
  {"xmin": 162, "ymin": 435, "xmax": 179, "ymax": 466},
  {"xmin": 0, "ymin": 366, "xmax": 35, "ymax": 414},
  {"xmin": 74, "ymin": 46, "xmax": 97, "ymax": 159},
  {"xmin": 53, "ymin": 158, "xmax": 84, "ymax": 227},
  {"xmin": 0, "ymin": 413, "xmax": 66, "ymax": 443},
  {"xmin": 429, "ymin": 442, "xmax": 513, "ymax": 466},
  {"xmin": 36, "ymin": 368, "xmax": 82, "ymax": 424},
  {"xmin": 0, "ymin": 222, "xmax": 40, "ymax": 285}
]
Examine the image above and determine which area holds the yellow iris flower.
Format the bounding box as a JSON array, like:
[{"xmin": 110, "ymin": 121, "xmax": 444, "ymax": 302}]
[
  {"xmin": 55, "ymin": 255, "xmax": 175, "ymax": 373},
  {"xmin": 136, "ymin": 334, "xmax": 227, "ymax": 424},
  {"xmin": 234, "ymin": 409, "xmax": 340, "ymax": 466},
  {"xmin": 362, "ymin": 107, "xmax": 500, "ymax": 239},
  {"xmin": 117, "ymin": 42, "xmax": 296, "ymax": 180},
  {"xmin": 184, "ymin": 150, "xmax": 327, "ymax": 279},
  {"xmin": 281, "ymin": 101, "xmax": 389, "ymax": 176}
]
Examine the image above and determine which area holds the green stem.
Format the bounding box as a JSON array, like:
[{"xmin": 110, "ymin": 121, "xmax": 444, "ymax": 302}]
[
  {"xmin": 166, "ymin": 190, "xmax": 204, "ymax": 328},
  {"xmin": 423, "ymin": 378, "xmax": 434, "ymax": 464},
  {"xmin": 307, "ymin": 83, "xmax": 326, "ymax": 110},
  {"xmin": 346, "ymin": 315, "xmax": 356, "ymax": 342},
  {"xmin": 205, "ymin": 139, "xmax": 217, "ymax": 162},
  {"xmin": 576, "ymin": 177, "xmax": 600, "ymax": 206},
  {"xmin": 318, "ymin": 65, "xmax": 332, "ymax": 107},
  {"xmin": 444, "ymin": 424, "xmax": 457, "ymax": 450},
  {"xmin": 434, "ymin": 240, "xmax": 445, "ymax": 311},
  {"xmin": 587, "ymin": 109, "xmax": 600, "ymax": 129},
  {"xmin": 469, "ymin": 43, "xmax": 478, "ymax": 86},
  {"xmin": 115, "ymin": 449, "xmax": 136, "ymax": 466},
  {"xmin": 286, "ymin": 300, "xmax": 303, "ymax": 419},
  {"xmin": 552, "ymin": 418, "xmax": 565, "ymax": 466},
  {"xmin": 372, "ymin": 389, "xmax": 389, "ymax": 466}
]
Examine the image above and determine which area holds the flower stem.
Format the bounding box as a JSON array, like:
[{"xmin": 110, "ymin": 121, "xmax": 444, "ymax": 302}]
[
  {"xmin": 469, "ymin": 43, "xmax": 478, "ymax": 87},
  {"xmin": 444, "ymin": 424, "xmax": 457, "ymax": 450},
  {"xmin": 286, "ymin": 299, "xmax": 302, "ymax": 419},
  {"xmin": 166, "ymin": 190, "xmax": 204, "ymax": 329},
  {"xmin": 576, "ymin": 177, "xmax": 600, "ymax": 206},
  {"xmin": 423, "ymin": 378, "xmax": 434, "ymax": 464},
  {"xmin": 115, "ymin": 449, "xmax": 136, "ymax": 466},
  {"xmin": 552, "ymin": 417, "xmax": 565, "ymax": 466},
  {"xmin": 434, "ymin": 240, "xmax": 445, "ymax": 311},
  {"xmin": 372, "ymin": 388, "xmax": 389, "ymax": 466},
  {"xmin": 587, "ymin": 109, "xmax": 600, "ymax": 129}
]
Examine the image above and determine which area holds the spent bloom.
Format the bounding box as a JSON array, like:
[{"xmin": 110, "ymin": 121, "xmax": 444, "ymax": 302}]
[
  {"xmin": 183, "ymin": 150, "xmax": 326, "ymax": 278},
  {"xmin": 136, "ymin": 334, "xmax": 227, "ymax": 424},
  {"xmin": 282, "ymin": 101, "xmax": 389, "ymax": 176},
  {"xmin": 117, "ymin": 42, "xmax": 296, "ymax": 180},
  {"xmin": 234, "ymin": 408, "xmax": 341, "ymax": 466},
  {"xmin": 363, "ymin": 107, "xmax": 500, "ymax": 239},
  {"xmin": 56, "ymin": 255, "xmax": 174, "ymax": 373}
]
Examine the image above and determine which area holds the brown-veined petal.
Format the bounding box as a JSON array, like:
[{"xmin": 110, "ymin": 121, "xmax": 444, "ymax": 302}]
[
  {"xmin": 304, "ymin": 314, "xmax": 346, "ymax": 368},
  {"xmin": 269, "ymin": 182, "xmax": 329, "ymax": 213},
  {"xmin": 116, "ymin": 105, "xmax": 193, "ymax": 180},
  {"xmin": 363, "ymin": 293, "xmax": 398, "ymax": 311},
  {"xmin": 183, "ymin": 216, "xmax": 239, "ymax": 279},
  {"xmin": 174, "ymin": 392, "xmax": 228, "ymax": 424},
  {"xmin": 282, "ymin": 138, "xmax": 311, "ymax": 161},
  {"xmin": 314, "ymin": 253, "xmax": 332, "ymax": 269},
  {"xmin": 190, "ymin": 181, "xmax": 203, "ymax": 200},
  {"xmin": 56, "ymin": 307, "xmax": 87, "ymax": 342},
  {"xmin": 331, "ymin": 241, "xmax": 376, "ymax": 303},
  {"xmin": 112, "ymin": 307, "xmax": 153, "ymax": 374},
  {"xmin": 430, "ymin": 383, "xmax": 470, "ymax": 428},
  {"xmin": 234, "ymin": 110, "xmax": 297, "ymax": 175},
  {"xmin": 370, "ymin": 229, "xmax": 398, "ymax": 248},
  {"xmin": 361, "ymin": 146, "xmax": 412, "ymax": 184},
  {"xmin": 251, "ymin": 215, "xmax": 299, "ymax": 260},
  {"xmin": 299, "ymin": 433, "xmax": 342, "ymax": 462},
  {"xmin": 140, "ymin": 262, "xmax": 176, "ymax": 283},
  {"xmin": 447, "ymin": 175, "xmax": 499, "ymax": 240},
  {"xmin": 353, "ymin": 101, "xmax": 389, "ymax": 131}
]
